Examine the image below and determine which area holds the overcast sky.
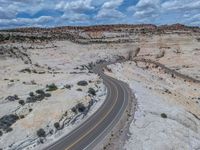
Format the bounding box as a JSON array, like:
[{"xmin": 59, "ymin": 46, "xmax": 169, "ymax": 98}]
[{"xmin": 0, "ymin": 0, "xmax": 200, "ymax": 29}]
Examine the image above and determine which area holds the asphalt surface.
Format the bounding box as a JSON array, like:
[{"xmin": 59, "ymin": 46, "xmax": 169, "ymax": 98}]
[{"xmin": 46, "ymin": 64, "xmax": 131, "ymax": 150}]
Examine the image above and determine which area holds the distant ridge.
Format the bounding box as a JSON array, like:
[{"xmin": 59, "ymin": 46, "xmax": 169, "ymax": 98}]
[{"xmin": 1, "ymin": 24, "xmax": 199, "ymax": 32}]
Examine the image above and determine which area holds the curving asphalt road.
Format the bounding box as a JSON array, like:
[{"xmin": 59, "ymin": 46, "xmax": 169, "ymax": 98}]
[{"xmin": 46, "ymin": 64, "xmax": 132, "ymax": 150}]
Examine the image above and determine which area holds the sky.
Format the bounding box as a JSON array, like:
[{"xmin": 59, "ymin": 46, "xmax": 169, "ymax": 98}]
[{"xmin": 0, "ymin": 0, "xmax": 200, "ymax": 29}]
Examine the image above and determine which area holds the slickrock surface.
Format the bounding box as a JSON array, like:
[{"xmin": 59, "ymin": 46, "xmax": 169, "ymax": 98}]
[{"xmin": 0, "ymin": 24, "xmax": 199, "ymax": 149}]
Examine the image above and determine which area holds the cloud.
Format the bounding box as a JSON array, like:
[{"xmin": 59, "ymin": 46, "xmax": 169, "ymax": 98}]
[
  {"xmin": 0, "ymin": 16, "xmax": 54, "ymax": 28},
  {"xmin": 96, "ymin": 0, "xmax": 125, "ymax": 19},
  {"xmin": 162, "ymin": 0, "xmax": 200, "ymax": 11},
  {"xmin": 0, "ymin": 0, "xmax": 200, "ymax": 28},
  {"xmin": 61, "ymin": 13, "xmax": 90, "ymax": 23},
  {"xmin": 128, "ymin": 0, "xmax": 160, "ymax": 19},
  {"xmin": 56, "ymin": 0, "xmax": 94, "ymax": 13}
]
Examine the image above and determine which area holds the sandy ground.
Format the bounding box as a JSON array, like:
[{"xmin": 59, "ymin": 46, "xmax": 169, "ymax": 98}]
[
  {"xmin": 0, "ymin": 30, "xmax": 199, "ymax": 150},
  {"xmin": 108, "ymin": 57, "xmax": 200, "ymax": 150}
]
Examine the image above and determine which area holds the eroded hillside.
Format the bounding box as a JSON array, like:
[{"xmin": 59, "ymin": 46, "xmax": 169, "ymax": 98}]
[{"xmin": 0, "ymin": 24, "xmax": 199, "ymax": 150}]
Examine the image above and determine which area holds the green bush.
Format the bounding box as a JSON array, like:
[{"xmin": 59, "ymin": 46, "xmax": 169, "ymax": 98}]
[
  {"xmin": 37, "ymin": 128, "xmax": 46, "ymax": 137},
  {"xmin": 77, "ymin": 103, "xmax": 86, "ymax": 112},
  {"xmin": 71, "ymin": 107, "xmax": 77, "ymax": 114},
  {"xmin": 18, "ymin": 100, "xmax": 25, "ymax": 106},
  {"xmin": 88, "ymin": 88, "xmax": 96, "ymax": 96},
  {"xmin": 44, "ymin": 93, "xmax": 51, "ymax": 97},
  {"xmin": 36, "ymin": 89, "xmax": 45, "ymax": 95},
  {"xmin": 6, "ymin": 127, "xmax": 13, "ymax": 133},
  {"xmin": 29, "ymin": 92, "xmax": 34, "ymax": 97},
  {"xmin": 161, "ymin": 113, "xmax": 167, "ymax": 118},
  {"xmin": 77, "ymin": 88, "xmax": 82, "ymax": 92},
  {"xmin": 54, "ymin": 122, "xmax": 60, "ymax": 129},
  {"xmin": 77, "ymin": 81, "xmax": 88, "ymax": 86},
  {"xmin": 46, "ymin": 83, "xmax": 58, "ymax": 91}
]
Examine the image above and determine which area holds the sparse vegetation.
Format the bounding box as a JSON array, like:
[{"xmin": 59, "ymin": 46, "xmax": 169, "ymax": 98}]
[
  {"xmin": 77, "ymin": 81, "xmax": 88, "ymax": 86},
  {"xmin": 0, "ymin": 114, "xmax": 19, "ymax": 131},
  {"xmin": 161, "ymin": 113, "xmax": 167, "ymax": 118},
  {"xmin": 18, "ymin": 100, "xmax": 25, "ymax": 106},
  {"xmin": 76, "ymin": 103, "xmax": 86, "ymax": 112},
  {"xmin": 20, "ymin": 68, "xmax": 31, "ymax": 73},
  {"xmin": 54, "ymin": 122, "xmax": 60, "ymax": 130},
  {"xmin": 71, "ymin": 107, "xmax": 77, "ymax": 114},
  {"xmin": 72, "ymin": 102, "xmax": 87, "ymax": 114},
  {"xmin": 5, "ymin": 95, "xmax": 19, "ymax": 101},
  {"xmin": 77, "ymin": 88, "xmax": 82, "ymax": 92},
  {"xmin": 46, "ymin": 83, "xmax": 58, "ymax": 91},
  {"xmin": 44, "ymin": 93, "xmax": 51, "ymax": 97},
  {"xmin": 63, "ymin": 111, "xmax": 68, "ymax": 116},
  {"xmin": 0, "ymin": 130, "xmax": 3, "ymax": 137},
  {"xmin": 65, "ymin": 84, "xmax": 72, "ymax": 89},
  {"xmin": 36, "ymin": 89, "xmax": 45, "ymax": 95},
  {"xmin": 36, "ymin": 128, "xmax": 46, "ymax": 137},
  {"xmin": 88, "ymin": 88, "xmax": 96, "ymax": 96},
  {"xmin": 26, "ymin": 94, "xmax": 45, "ymax": 103},
  {"xmin": 26, "ymin": 89, "xmax": 51, "ymax": 103},
  {"xmin": 5, "ymin": 127, "xmax": 13, "ymax": 133},
  {"xmin": 29, "ymin": 92, "xmax": 34, "ymax": 97}
]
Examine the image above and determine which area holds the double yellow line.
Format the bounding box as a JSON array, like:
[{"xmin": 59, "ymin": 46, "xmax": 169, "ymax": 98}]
[{"xmin": 66, "ymin": 78, "xmax": 119, "ymax": 150}]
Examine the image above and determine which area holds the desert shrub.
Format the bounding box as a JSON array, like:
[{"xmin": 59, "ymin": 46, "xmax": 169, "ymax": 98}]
[
  {"xmin": 20, "ymin": 68, "xmax": 31, "ymax": 73},
  {"xmin": 76, "ymin": 103, "xmax": 86, "ymax": 112},
  {"xmin": 36, "ymin": 89, "xmax": 45, "ymax": 95},
  {"xmin": 64, "ymin": 111, "xmax": 68, "ymax": 116},
  {"xmin": 0, "ymin": 114, "xmax": 19, "ymax": 131},
  {"xmin": 65, "ymin": 84, "xmax": 71, "ymax": 89},
  {"xmin": 31, "ymin": 80, "xmax": 36, "ymax": 85},
  {"xmin": 46, "ymin": 83, "xmax": 58, "ymax": 91},
  {"xmin": 26, "ymin": 94, "xmax": 45, "ymax": 103},
  {"xmin": 88, "ymin": 88, "xmax": 96, "ymax": 96},
  {"xmin": 71, "ymin": 107, "xmax": 77, "ymax": 114},
  {"xmin": 54, "ymin": 122, "xmax": 60, "ymax": 129},
  {"xmin": 18, "ymin": 100, "xmax": 25, "ymax": 106},
  {"xmin": 0, "ymin": 130, "xmax": 2, "ymax": 136},
  {"xmin": 5, "ymin": 127, "xmax": 13, "ymax": 133},
  {"xmin": 19, "ymin": 115, "xmax": 25, "ymax": 119},
  {"xmin": 5, "ymin": 95, "xmax": 19, "ymax": 101},
  {"xmin": 36, "ymin": 94, "xmax": 45, "ymax": 101},
  {"xmin": 161, "ymin": 113, "xmax": 167, "ymax": 118},
  {"xmin": 44, "ymin": 93, "xmax": 51, "ymax": 97},
  {"xmin": 37, "ymin": 128, "xmax": 46, "ymax": 137},
  {"xmin": 77, "ymin": 81, "xmax": 88, "ymax": 86},
  {"xmin": 29, "ymin": 92, "xmax": 34, "ymax": 97},
  {"xmin": 77, "ymin": 88, "xmax": 82, "ymax": 91}
]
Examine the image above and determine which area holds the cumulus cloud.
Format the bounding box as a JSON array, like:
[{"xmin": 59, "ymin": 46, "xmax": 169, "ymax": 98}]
[
  {"xmin": 56, "ymin": 0, "xmax": 94, "ymax": 13},
  {"xmin": 0, "ymin": 0, "xmax": 200, "ymax": 28},
  {"xmin": 96, "ymin": 0, "xmax": 125, "ymax": 19},
  {"xmin": 162, "ymin": 0, "xmax": 200, "ymax": 11},
  {"xmin": 0, "ymin": 16, "xmax": 53, "ymax": 28},
  {"xmin": 62, "ymin": 13, "xmax": 90, "ymax": 23},
  {"xmin": 126, "ymin": 0, "xmax": 200, "ymax": 25},
  {"xmin": 128, "ymin": 0, "xmax": 160, "ymax": 19}
]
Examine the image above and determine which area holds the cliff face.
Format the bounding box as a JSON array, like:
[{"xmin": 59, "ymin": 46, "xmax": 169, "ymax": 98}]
[{"xmin": 1, "ymin": 24, "xmax": 199, "ymax": 44}]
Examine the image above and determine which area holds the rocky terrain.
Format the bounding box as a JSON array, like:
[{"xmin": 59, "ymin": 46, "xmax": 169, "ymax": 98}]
[{"xmin": 0, "ymin": 24, "xmax": 200, "ymax": 150}]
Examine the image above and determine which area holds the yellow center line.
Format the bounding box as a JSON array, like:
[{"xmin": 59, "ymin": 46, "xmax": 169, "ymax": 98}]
[{"xmin": 65, "ymin": 79, "xmax": 119, "ymax": 150}]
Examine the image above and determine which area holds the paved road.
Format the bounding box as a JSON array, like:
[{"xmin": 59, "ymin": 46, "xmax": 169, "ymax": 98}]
[{"xmin": 46, "ymin": 64, "xmax": 131, "ymax": 150}]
